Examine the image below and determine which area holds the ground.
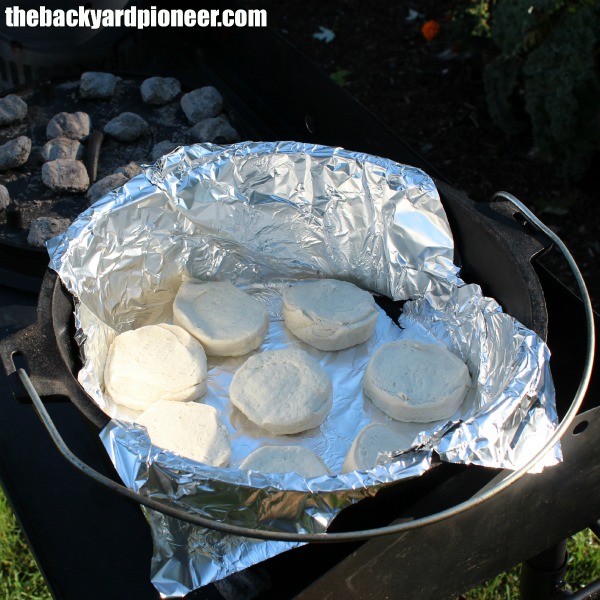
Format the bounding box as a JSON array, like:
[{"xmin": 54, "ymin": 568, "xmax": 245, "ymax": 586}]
[{"xmin": 246, "ymin": 0, "xmax": 599, "ymax": 310}]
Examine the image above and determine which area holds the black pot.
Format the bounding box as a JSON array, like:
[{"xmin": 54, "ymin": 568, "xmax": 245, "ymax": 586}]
[{"xmin": 0, "ymin": 180, "xmax": 568, "ymax": 542}]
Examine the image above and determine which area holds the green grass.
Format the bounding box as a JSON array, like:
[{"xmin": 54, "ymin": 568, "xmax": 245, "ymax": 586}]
[
  {"xmin": 461, "ymin": 567, "xmax": 521, "ymax": 599},
  {"xmin": 0, "ymin": 487, "xmax": 51, "ymax": 600},
  {"xmin": 1, "ymin": 483, "xmax": 599, "ymax": 599},
  {"xmin": 566, "ymin": 529, "xmax": 600, "ymax": 591},
  {"xmin": 460, "ymin": 529, "xmax": 600, "ymax": 599}
]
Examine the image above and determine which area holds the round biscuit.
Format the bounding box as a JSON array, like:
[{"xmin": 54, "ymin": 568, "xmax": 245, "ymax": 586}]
[
  {"xmin": 282, "ymin": 279, "xmax": 378, "ymax": 351},
  {"xmin": 363, "ymin": 340, "xmax": 471, "ymax": 422},
  {"xmin": 240, "ymin": 445, "xmax": 330, "ymax": 478},
  {"xmin": 104, "ymin": 323, "xmax": 207, "ymax": 411},
  {"xmin": 229, "ymin": 348, "xmax": 332, "ymax": 435},
  {"xmin": 137, "ymin": 400, "xmax": 230, "ymax": 467},
  {"xmin": 174, "ymin": 280, "xmax": 268, "ymax": 356},
  {"xmin": 343, "ymin": 423, "xmax": 414, "ymax": 472}
]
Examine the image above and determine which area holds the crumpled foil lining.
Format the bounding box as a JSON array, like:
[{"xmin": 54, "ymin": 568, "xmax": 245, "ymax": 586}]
[{"xmin": 47, "ymin": 141, "xmax": 560, "ymax": 598}]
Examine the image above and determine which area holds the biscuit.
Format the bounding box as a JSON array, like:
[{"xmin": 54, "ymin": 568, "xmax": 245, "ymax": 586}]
[
  {"xmin": 363, "ymin": 340, "xmax": 471, "ymax": 422},
  {"xmin": 174, "ymin": 280, "xmax": 268, "ymax": 356},
  {"xmin": 283, "ymin": 279, "xmax": 378, "ymax": 351},
  {"xmin": 104, "ymin": 323, "xmax": 207, "ymax": 411},
  {"xmin": 240, "ymin": 445, "xmax": 330, "ymax": 478},
  {"xmin": 137, "ymin": 400, "xmax": 230, "ymax": 467},
  {"xmin": 343, "ymin": 423, "xmax": 413, "ymax": 472},
  {"xmin": 230, "ymin": 348, "xmax": 332, "ymax": 435}
]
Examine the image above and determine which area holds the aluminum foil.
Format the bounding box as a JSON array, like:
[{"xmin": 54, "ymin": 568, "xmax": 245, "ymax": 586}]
[{"xmin": 47, "ymin": 141, "xmax": 560, "ymax": 598}]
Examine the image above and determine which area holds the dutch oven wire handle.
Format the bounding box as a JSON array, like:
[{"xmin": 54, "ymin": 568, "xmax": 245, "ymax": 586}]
[{"xmin": 16, "ymin": 191, "xmax": 596, "ymax": 543}]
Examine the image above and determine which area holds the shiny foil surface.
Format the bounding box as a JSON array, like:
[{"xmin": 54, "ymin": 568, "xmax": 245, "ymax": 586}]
[{"xmin": 47, "ymin": 142, "xmax": 559, "ymax": 597}]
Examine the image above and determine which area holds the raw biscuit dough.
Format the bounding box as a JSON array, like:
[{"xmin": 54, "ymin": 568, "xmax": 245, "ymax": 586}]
[
  {"xmin": 363, "ymin": 340, "xmax": 471, "ymax": 423},
  {"xmin": 137, "ymin": 400, "xmax": 230, "ymax": 466},
  {"xmin": 104, "ymin": 323, "xmax": 207, "ymax": 411},
  {"xmin": 173, "ymin": 280, "xmax": 268, "ymax": 356},
  {"xmin": 282, "ymin": 279, "xmax": 379, "ymax": 351},
  {"xmin": 229, "ymin": 348, "xmax": 332, "ymax": 435},
  {"xmin": 240, "ymin": 445, "xmax": 330, "ymax": 478},
  {"xmin": 343, "ymin": 423, "xmax": 413, "ymax": 472}
]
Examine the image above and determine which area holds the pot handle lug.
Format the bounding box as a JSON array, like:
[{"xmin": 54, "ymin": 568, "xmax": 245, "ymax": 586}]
[
  {"xmin": 0, "ymin": 275, "xmax": 82, "ymax": 403},
  {"xmin": 0, "ymin": 322, "xmax": 66, "ymax": 401}
]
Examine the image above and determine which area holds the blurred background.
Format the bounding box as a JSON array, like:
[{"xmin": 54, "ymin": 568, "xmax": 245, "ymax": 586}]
[{"xmin": 244, "ymin": 0, "xmax": 600, "ymax": 311}]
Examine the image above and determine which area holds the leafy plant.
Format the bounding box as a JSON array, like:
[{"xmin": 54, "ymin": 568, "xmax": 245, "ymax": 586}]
[
  {"xmin": 331, "ymin": 69, "xmax": 352, "ymax": 87},
  {"xmin": 458, "ymin": 0, "xmax": 600, "ymax": 180}
]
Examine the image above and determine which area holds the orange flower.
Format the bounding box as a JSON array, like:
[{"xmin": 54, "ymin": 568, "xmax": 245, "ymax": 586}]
[{"xmin": 421, "ymin": 19, "xmax": 440, "ymax": 42}]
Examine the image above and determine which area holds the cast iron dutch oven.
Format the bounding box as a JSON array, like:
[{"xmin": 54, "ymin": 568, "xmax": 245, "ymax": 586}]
[{"xmin": 0, "ymin": 181, "xmax": 594, "ymax": 543}]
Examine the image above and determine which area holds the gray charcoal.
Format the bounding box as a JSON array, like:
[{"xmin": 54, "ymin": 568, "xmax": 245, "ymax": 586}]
[
  {"xmin": 188, "ymin": 115, "xmax": 238, "ymax": 144},
  {"xmin": 80, "ymin": 71, "xmax": 118, "ymax": 99},
  {"xmin": 103, "ymin": 112, "xmax": 149, "ymax": 142},
  {"xmin": 140, "ymin": 76, "xmax": 181, "ymax": 105},
  {"xmin": 40, "ymin": 137, "xmax": 84, "ymax": 162},
  {"xmin": 154, "ymin": 102, "xmax": 182, "ymax": 126},
  {"xmin": 47, "ymin": 112, "xmax": 90, "ymax": 141},
  {"xmin": 0, "ymin": 136, "xmax": 31, "ymax": 171},
  {"xmin": 0, "ymin": 184, "xmax": 9, "ymax": 210},
  {"xmin": 27, "ymin": 216, "xmax": 71, "ymax": 247},
  {"xmin": 115, "ymin": 162, "xmax": 143, "ymax": 179},
  {"xmin": 151, "ymin": 140, "xmax": 179, "ymax": 161},
  {"xmin": 0, "ymin": 94, "xmax": 27, "ymax": 126},
  {"xmin": 86, "ymin": 172, "xmax": 128, "ymax": 203},
  {"xmin": 180, "ymin": 86, "xmax": 223, "ymax": 123},
  {"xmin": 41, "ymin": 159, "xmax": 89, "ymax": 193}
]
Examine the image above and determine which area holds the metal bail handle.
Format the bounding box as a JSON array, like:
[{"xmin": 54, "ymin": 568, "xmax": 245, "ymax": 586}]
[{"xmin": 17, "ymin": 191, "xmax": 596, "ymax": 542}]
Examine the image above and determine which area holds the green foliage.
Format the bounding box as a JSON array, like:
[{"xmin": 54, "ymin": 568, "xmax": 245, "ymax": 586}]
[
  {"xmin": 459, "ymin": 0, "xmax": 600, "ymax": 180},
  {"xmin": 331, "ymin": 69, "xmax": 352, "ymax": 87},
  {"xmin": 464, "ymin": 0, "xmax": 493, "ymax": 38}
]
